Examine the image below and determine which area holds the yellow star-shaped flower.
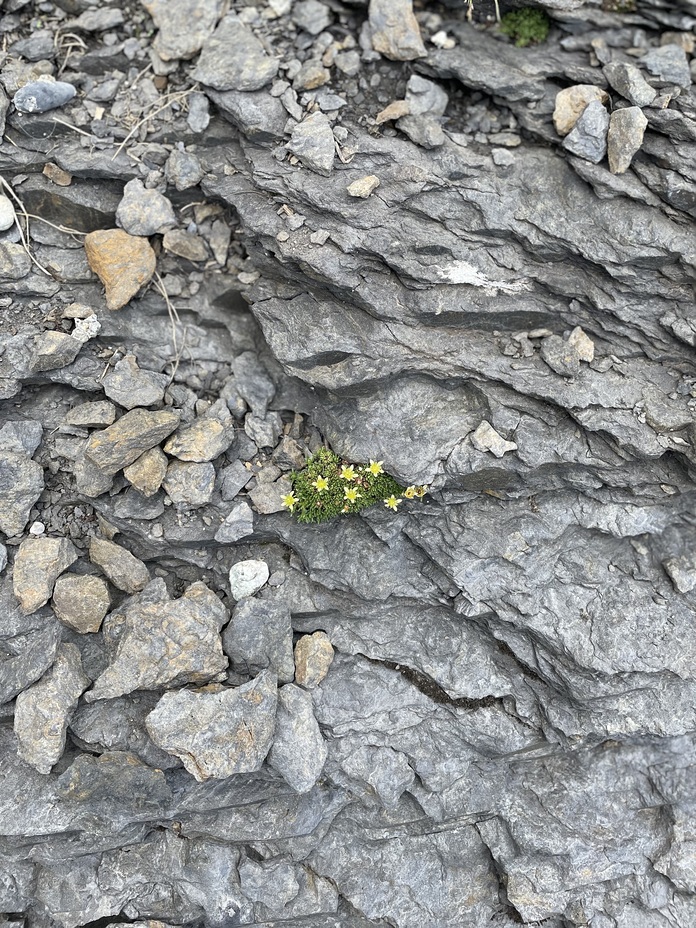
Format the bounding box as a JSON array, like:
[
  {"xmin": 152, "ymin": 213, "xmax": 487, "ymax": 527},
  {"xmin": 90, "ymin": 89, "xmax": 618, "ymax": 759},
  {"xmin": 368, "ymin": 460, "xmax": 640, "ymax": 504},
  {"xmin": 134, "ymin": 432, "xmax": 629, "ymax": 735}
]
[
  {"xmin": 344, "ymin": 486, "xmax": 361, "ymax": 503},
  {"xmin": 312, "ymin": 475, "xmax": 329, "ymax": 492},
  {"xmin": 384, "ymin": 495, "xmax": 401, "ymax": 511},
  {"xmin": 404, "ymin": 485, "xmax": 417, "ymax": 499},
  {"xmin": 340, "ymin": 464, "xmax": 356, "ymax": 480},
  {"xmin": 282, "ymin": 492, "xmax": 298, "ymax": 511},
  {"xmin": 367, "ymin": 459, "xmax": 384, "ymax": 476}
]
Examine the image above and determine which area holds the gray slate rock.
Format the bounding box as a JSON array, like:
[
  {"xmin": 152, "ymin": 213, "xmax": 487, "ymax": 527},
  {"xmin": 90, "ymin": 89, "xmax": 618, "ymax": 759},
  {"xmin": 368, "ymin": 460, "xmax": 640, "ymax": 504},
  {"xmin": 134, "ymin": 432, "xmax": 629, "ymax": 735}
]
[
  {"xmin": 163, "ymin": 460, "xmax": 215, "ymax": 507},
  {"xmin": 14, "ymin": 643, "xmax": 90, "ymax": 774},
  {"xmin": 84, "ymin": 408, "xmax": 180, "ymax": 475},
  {"xmin": 292, "ymin": 0, "xmax": 331, "ymax": 35},
  {"xmin": 562, "ymin": 99, "xmax": 609, "ymax": 164},
  {"xmin": 14, "ymin": 80, "xmax": 76, "ymax": 113},
  {"xmin": 369, "ymin": 0, "xmax": 426, "ymax": 61},
  {"xmin": 102, "ymin": 354, "xmax": 168, "ymax": 410},
  {"xmin": 142, "ymin": 0, "xmax": 223, "ymax": 61},
  {"xmin": 231, "ymin": 351, "xmax": 276, "ymax": 416},
  {"xmin": 0, "ymin": 451, "xmax": 43, "ymax": 536},
  {"xmin": 116, "ymin": 179, "xmax": 176, "ymax": 236},
  {"xmin": 65, "ymin": 401, "xmax": 117, "ymax": 428},
  {"xmin": 603, "ymin": 61, "xmax": 657, "ymax": 108},
  {"xmin": 193, "ymin": 14, "xmax": 279, "ymax": 91},
  {"xmin": 214, "ymin": 500, "xmax": 255, "ymax": 543},
  {"xmin": 55, "ymin": 750, "xmax": 172, "ymax": 812},
  {"xmin": 13, "ymin": 536, "xmax": 78, "ymax": 614},
  {"xmin": 30, "ymin": 331, "xmax": 82, "ymax": 372},
  {"xmin": 89, "ymin": 537, "xmax": 150, "ymax": 594},
  {"xmin": 267, "ymin": 684, "xmax": 327, "ymax": 792},
  {"xmin": 222, "ymin": 596, "xmax": 294, "ymax": 682},
  {"xmin": 220, "ymin": 459, "xmax": 253, "ymax": 501},
  {"xmin": 0, "ymin": 420, "xmax": 42, "ymax": 456},
  {"xmin": 145, "ymin": 671, "xmax": 278, "ymax": 780},
  {"xmin": 86, "ymin": 581, "xmax": 228, "ymax": 701},
  {"xmin": 540, "ymin": 334, "xmax": 582, "ymax": 376},
  {"xmin": 287, "ymin": 113, "xmax": 336, "ymax": 176},
  {"xmin": 608, "ymin": 106, "xmax": 648, "ymax": 175},
  {"xmin": 643, "ymin": 44, "xmax": 691, "ymax": 88},
  {"xmin": 164, "ymin": 148, "xmax": 205, "ymax": 191}
]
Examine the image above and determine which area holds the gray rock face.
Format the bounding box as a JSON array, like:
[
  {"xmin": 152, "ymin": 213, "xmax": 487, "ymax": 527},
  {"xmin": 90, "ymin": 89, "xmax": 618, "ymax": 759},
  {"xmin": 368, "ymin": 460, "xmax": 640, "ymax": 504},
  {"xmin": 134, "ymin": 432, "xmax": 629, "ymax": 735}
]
[
  {"xmin": 222, "ymin": 596, "xmax": 294, "ymax": 682},
  {"xmin": 287, "ymin": 113, "xmax": 336, "ymax": 176},
  {"xmin": 268, "ymin": 684, "xmax": 327, "ymax": 792},
  {"xmin": 193, "ymin": 14, "xmax": 279, "ymax": 91},
  {"xmin": 562, "ymin": 99, "xmax": 610, "ymax": 163},
  {"xmin": 86, "ymin": 581, "xmax": 228, "ymax": 701},
  {"xmin": 0, "ymin": 451, "xmax": 43, "ymax": 536},
  {"xmin": 115, "ymin": 179, "xmax": 176, "ymax": 236},
  {"xmin": 643, "ymin": 44, "xmax": 691, "ymax": 88},
  {"xmin": 84, "ymin": 408, "xmax": 180, "ymax": 475},
  {"xmin": 143, "ymin": 0, "xmax": 223, "ymax": 61},
  {"xmin": 102, "ymin": 354, "xmax": 168, "ymax": 409},
  {"xmin": 603, "ymin": 61, "xmax": 657, "ymax": 108},
  {"xmin": 14, "ymin": 644, "xmax": 90, "ymax": 774},
  {"xmin": 145, "ymin": 671, "xmax": 278, "ymax": 780}
]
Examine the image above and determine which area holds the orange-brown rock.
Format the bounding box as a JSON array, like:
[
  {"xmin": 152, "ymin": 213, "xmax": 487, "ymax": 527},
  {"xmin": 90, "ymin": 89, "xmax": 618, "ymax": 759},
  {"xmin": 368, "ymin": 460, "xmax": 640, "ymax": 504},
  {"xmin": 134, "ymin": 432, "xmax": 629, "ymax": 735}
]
[{"xmin": 84, "ymin": 229, "xmax": 156, "ymax": 311}]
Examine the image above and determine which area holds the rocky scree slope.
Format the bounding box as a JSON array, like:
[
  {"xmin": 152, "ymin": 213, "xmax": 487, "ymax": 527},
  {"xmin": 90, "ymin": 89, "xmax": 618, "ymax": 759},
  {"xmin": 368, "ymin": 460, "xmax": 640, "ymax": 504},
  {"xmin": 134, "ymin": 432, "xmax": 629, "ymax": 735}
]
[{"xmin": 0, "ymin": 0, "xmax": 696, "ymax": 927}]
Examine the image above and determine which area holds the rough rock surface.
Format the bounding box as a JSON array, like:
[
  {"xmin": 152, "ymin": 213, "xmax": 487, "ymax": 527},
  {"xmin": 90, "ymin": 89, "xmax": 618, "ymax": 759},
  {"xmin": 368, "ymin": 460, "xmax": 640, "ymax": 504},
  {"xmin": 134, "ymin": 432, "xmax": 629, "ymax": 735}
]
[
  {"xmin": 13, "ymin": 536, "xmax": 78, "ymax": 614},
  {"xmin": 267, "ymin": 683, "xmax": 327, "ymax": 792},
  {"xmin": 84, "ymin": 409, "xmax": 180, "ymax": 475},
  {"xmin": 84, "ymin": 230, "xmax": 156, "ymax": 311},
  {"xmin": 222, "ymin": 596, "xmax": 294, "ymax": 682},
  {"xmin": 52, "ymin": 574, "xmax": 110, "ymax": 633}
]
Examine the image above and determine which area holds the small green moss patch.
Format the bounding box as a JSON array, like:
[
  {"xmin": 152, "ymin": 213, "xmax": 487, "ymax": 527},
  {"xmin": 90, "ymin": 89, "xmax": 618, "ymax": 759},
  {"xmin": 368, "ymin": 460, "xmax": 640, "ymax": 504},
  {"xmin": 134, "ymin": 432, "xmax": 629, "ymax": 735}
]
[{"xmin": 500, "ymin": 8, "xmax": 550, "ymax": 47}]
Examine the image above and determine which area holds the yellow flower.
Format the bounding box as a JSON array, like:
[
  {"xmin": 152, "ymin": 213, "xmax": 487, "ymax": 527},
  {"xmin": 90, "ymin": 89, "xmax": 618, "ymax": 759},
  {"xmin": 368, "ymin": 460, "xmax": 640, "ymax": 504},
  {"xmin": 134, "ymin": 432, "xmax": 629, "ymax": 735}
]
[
  {"xmin": 312, "ymin": 475, "xmax": 329, "ymax": 492},
  {"xmin": 344, "ymin": 486, "xmax": 361, "ymax": 503},
  {"xmin": 404, "ymin": 486, "xmax": 417, "ymax": 499},
  {"xmin": 367, "ymin": 460, "xmax": 384, "ymax": 476},
  {"xmin": 282, "ymin": 492, "xmax": 298, "ymax": 511},
  {"xmin": 415, "ymin": 485, "xmax": 427, "ymax": 497},
  {"xmin": 384, "ymin": 495, "xmax": 401, "ymax": 511},
  {"xmin": 340, "ymin": 464, "xmax": 356, "ymax": 480}
]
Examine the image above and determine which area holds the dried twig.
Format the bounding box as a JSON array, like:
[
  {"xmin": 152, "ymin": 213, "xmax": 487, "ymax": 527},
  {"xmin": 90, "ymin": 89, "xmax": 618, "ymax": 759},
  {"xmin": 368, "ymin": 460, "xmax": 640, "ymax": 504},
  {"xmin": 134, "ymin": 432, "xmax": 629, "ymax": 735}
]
[
  {"xmin": 153, "ymin": 271, "xmax": 189, "ymax": 383},
  {"xmin": 0, "ymin": 176, "xmax": 53, "ymax": 277}
]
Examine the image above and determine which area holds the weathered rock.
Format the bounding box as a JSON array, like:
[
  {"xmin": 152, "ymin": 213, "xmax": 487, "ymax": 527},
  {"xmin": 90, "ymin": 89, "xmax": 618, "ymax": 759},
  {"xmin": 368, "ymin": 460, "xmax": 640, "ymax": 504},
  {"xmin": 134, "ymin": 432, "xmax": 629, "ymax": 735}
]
[
  {"xmin": 29, "ymin": 331, "xmax": 82, "ymax": 372},
  {"xmin": 347, "ymin": 175, "xmax": 381, "ymax": 198},
  {"xmin": 287, "ymin": 113, "xmax": 336, "ymax": 177},
  {"xmin": 84, "ymin": 408, "xmax": 180, "ymax": 475},
  {"xmin": 222, "ymin": 597, "xmax": 294, "ymax": 682},
  {"xmin": 64, "ymin": 401, "xmax": 117, "ymax": 428},
  {"xmin": 163, "ymin": 460, "xmax": 215, "ymax": 507},
  {"xmin": 0, "ymin": 544, "xmax": 7, "ymax": 574},
  {"xmin": 567, "ymin": 325, "xmax": 595, "ymax": 362},
  {"xmin": 244, "ymin": 410, "xmax": 283, "ymax": 449},
  {"xmin": 102, "ymin": 355, "xmax": 168, "ymax": 410},
  {"xmin": 115, "ymin": 179, "xmax": 176, "ymax": 236},
  {"xmin": 267, "ymin": 684, "xmax": 327, "ymax": 793},
  {"xmin": 228, "ymin": 559, "xmax": 270, "ymax": 600},
  {"xmin": 231, "ymin": 351, "xmax": 275, "ymax": 416},
  {"xmin": 73, "ymin": 452, "xmax": 114, "ymax": 498},
  {"xmin": 193, "ymin": 14, "xmax": 278, "ymax": 91},
  {"xmin": 52, "ymin": 574, "xmax": 110, "ymax": 634},
  {"xmin": 369, "ymin": 0, "xmax": 426, "ymax": 61},
  {"xmin": 553, "ymin": 84, "xmax": 609, "ymax": 137},
  {"xmin": 162, "ymin": 229, "xmax": 208, "ymax": 262},
  {"xmin": 163, "ymin": 413, "xmax": 234, "ymax": 462},
  {"xmin": 292, "ymin": 0, "xmax": 331, "ymax": 34},
  {"xmin": 144, "ymin": 671, "xmax": 277, "ymax": 780},
  {"xmin": 214, "ymin": 500, "xmax": 255, "ymax": 543},
  {"xmin": 86, "ymin": 581, "xmax": 228, "ymax": 701},
  {"xmin": 220, "ymin": 460, "xmax": 254, "ymax": 500},
  {"xmin": 0, "ymin": 243, "xmax": 30, "ymax": 279},
  {"xmin": 89, "ymin": 537, "xmax": 150, "ymax": 594},
  {"xmin": 562, "ymin": 99, "xmax": 609, "ymax": 164},
  {"xmin": 13, "ymin": 79, "xmax": 76, "ymax": 113},
  {"xmin": 164, "ymin": 148, "xmax": 205, "ymax": 191},
  {"xmin": 84, "ymin": 229, "xmax": 156, "ymax": 311},
  {"xmin": 0, "ymin": 421, "xmax": 42, "ymax": 456},
  {"xmin": 122, "ymin": 446, "xmax": 168, "ymax": 497},
  {"xmin": 13, "ymin": 536, "xmax": 78, "ymax": 614},
  {"xmin": 608, "ymin": 107, "xmax": 648, "ymax": 175},
  {"xmin": 540, "ymin": 334, "xmax": 582, "ymax": 377},
  {"xmin": 142, "ymin": 0, "xmax": 223, "ymax": 61},
  {"xmin": 293, "ymin": 61, "xmax": 331, "ymax": 92},
  {"xmin": 14, "ymin": 644, "xmax": 89, "ymax": 774},
  {"xmin": 248, "ymin": 475, "xmax": 293, "ymax": 514},
  {"xmin": 643, "ymin": 44, "xmax": 691, "ymax": 88},
  {"xmin": 294, "ymin": 632, "xmax": 334, "ymax": 689},
  {"xmin": 470, "ymin": 420, "xmax": 517, "ymax": 458},
  {"xmin": 0, "ymin": 452, "xmax": 44, "ymax": 536},
  {"xmin": 55, "ymin": 750, "xmax": 172, "ymax": 811},
  {"xmin": 603, "ymin": 61, "xmax": 657, "ymax": 108}
]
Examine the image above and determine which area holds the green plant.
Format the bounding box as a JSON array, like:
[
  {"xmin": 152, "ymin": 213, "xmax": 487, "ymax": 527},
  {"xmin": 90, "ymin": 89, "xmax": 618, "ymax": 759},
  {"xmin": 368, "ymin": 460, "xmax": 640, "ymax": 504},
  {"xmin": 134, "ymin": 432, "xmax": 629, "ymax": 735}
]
[
  {"xmin": 283, "ymin": 448, "xmax": 427, "ymax": 524},
  {"xmin": 500, "ymin": 8, "xmax": 550, "ymax": 47}
]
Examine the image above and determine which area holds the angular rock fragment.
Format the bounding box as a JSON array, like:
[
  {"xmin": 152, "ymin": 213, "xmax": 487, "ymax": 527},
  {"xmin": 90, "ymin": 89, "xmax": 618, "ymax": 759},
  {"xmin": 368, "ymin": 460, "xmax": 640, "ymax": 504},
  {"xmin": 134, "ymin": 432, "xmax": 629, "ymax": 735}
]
[
  {"xmin": 471, "ymin": 421, "xmax": 517, "ymax": 458},
  {"xmin": 14, "ymin": 79, "xmax": 76, "ymax": 113},
  {"xmin": 603, "ymin": 61, "xmax": 657, "ymax": 108},
  {"xmin": 369, "ymin": 0, "xmax": 426, "ymax": 61},
  {"xmin": 163, "ymin": 460, "xmax": 215, "ymax": 507},
  {"xmin": 562, "ymin": 100, "xmax": 609, "ymax": 164},
  {"xmin": 294, "ymin": 631, "xmax": 334, "ymax": 689},
  {"xmin": 663, "ymin": 554, "xmax": 696, "ymax": 594},
  {"xmin": 55, "ymin": 750, "xmax": 172, "ymax": 810},
  {"xmin": 115, "ymin": 178, "xmax": 176, "ymax": 236},
  {"xmin": 89, "ymin": 537, "xmax": 150, "ymax": 594},
  {"xmin": 214, "ymin": 500, "xmax": 254, "ymax": 543},
  {"xmin": 220, "ymin": 459, "xmax": 254, "ymax": 500},
  {"xmin": 193, "ymin": 14, "xmax": 278, "ymax": 91},
  {"xmin": 30, "ymin": 331, "xmax": 82, "ymax": 372},
  {"xmin": 84, "ymin": 408, "xmax": 180, "ymax": 475},
  {"xmin": 347, "ymin": 175, "xmax": 381, "ymax": 198},
  {"xmin": 64, "ymin": 400, "xmax": 117, "ymax": 428},
  {"xmin": 268, "ymin": 684, "xmax": 327, "ymax": 792},
  {"xmin": 14, "ymin": 644, "xmax": 89, "ymax": 774},
  {"xmin": 643, "ymin": 44, "xmax": 691, "ymax": 88},
  {"xmin": 540, "ymin": 334, "xmax": 582, "ymax": 377},
  {"xmin": 13, "ymin": 536, "xmax": 78, "ymax": 614},
  {"xmin": 0, "ymin": 451, "xmax": 44, "ymax": 536},
  {"xmin": 287, "ymin": 113, "xmax": 336, "ymax": 176},
  {"xmin": 164, "ymin": 149, "xmax": 205, "ymax": 191},
  {"xmin": 164, "ymin": 412, "xmax": 234, "ymax": 462},
  {"xmin": 142, "ymin": 0, "xmax": 224, "ymax": 61},
  {"xmin": 145, "ymin": 671, "xmax": 278, "ymax": 780},
  {"xmin": 0, "ymin": 421, "xmax": 42, "ymax": 456},
  {"xmin": 553, "ymin": 85, "xmax": 609, "ymax": 137},
  {"xmin": 229, "ymin": 559, "xmax": 270, "ymax": 600},
  {"xmin": 567, "ymin": 326, "xmax": 595, "ymax": 362},
  {"xmin": 397, "ymin": 74, "xmax": 448, "ymax": 149},
  {"xmin": 222, "ymin": 597, "xmax": 294, "ymax": 682},
  {"xmin": 231, "ymin": 352, "xmax": 275, "ymax": 416},
  {"xmin": 608, "ymin": 107, "xmax": 648, "ymax": 175},
  {"xmin": 73, "ymin": 451, "xmax": 114, "ymax": 498},
  {"xmin": 248, "ymin": 476, "xmax": 292, "ymax": 514},
  {"xmin": 292, "ymin": 0, "xmax": 331, "ymax": 35},
  {"xmin": 122, "ymin": 446, "xmax": 168, "ymax": 497},
  {"xmin": 52, "ymin": 574, "xmax": 110, "ymax": 634},
  {"xmin": 162, "ymin": 229, "xmax": 208, "ymax": 262},
  {"xmin": 0, "ymin": 243, "xmax": 30, "ymax": 279},
  {"xmin": 102, "ymin": 354, "xmax": 168, "ymax": 410},
  {"xmin": 84, "ymin": 229, "xmax": 156, "ymax": 311},
  {"xmin": 86, "ymin": 581, "xmax": 228, "ymax": 701}
]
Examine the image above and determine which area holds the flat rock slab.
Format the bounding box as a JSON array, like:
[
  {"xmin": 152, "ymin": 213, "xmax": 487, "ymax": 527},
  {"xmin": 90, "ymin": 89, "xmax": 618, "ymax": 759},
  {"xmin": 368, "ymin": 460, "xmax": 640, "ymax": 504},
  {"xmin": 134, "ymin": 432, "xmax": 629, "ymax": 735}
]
[
  {"xmin": 89, "ymin": 537, "xmax": 150, "ymax": 594},
  {"xmin": 193, "ymin": 14, "xmax": 278, "ymax": 91},
  {"xmin": 30, "ymin": 331, "xmax": 82, "ymax": 372},
  {"xmin": 84, "ymin": 229, "xmax": 156, "ymax": 311},
  {"xmin": 84, "ymin": 408, "xmax": 180, "ymax": 475},
  {"xmin": 14, "ymin": 643, "xmax": 89, "ymax": 774},
  {"xmin": 64, "ymin": 401, "xmax": 117, "ymax": 428},
  {"xmin": 13, "ymin": 536, "xmax": 78, "ymax": 614},
  {"xmin": 86, "ymin": 581, "xmax": 228, "ymax": 701},
  {"xmin": 145, "ymin": 670, "xmax": 278, "ymax": 780},
  {"xmin": 268, "ymin": 684, "xmax": 327, "ymax": 793}
]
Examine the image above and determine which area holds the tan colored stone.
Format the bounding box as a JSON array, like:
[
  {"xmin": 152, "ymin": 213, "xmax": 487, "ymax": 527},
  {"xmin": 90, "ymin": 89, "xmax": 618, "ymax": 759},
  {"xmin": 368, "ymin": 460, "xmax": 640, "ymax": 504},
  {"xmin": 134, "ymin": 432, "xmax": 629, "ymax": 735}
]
[
  {"xmin": 84, "ymin": 408, "xmax": 180, "ymax": 475},
  {"xmin": 347, "ymin": 175, "xmax": 380, "ymax": 199},
  {"xmin": 52, "ymin": 574, "xmax": 110, "ymax": 634},
  {"xmin": 294, "ymin": 631, "xmax": 334, "ymax": 689},
  {"xmin": 375, "ymin": 99, "xmax": 410, "ymax": 124},
  {"xmin": 163, "ymin": 417, "xmax": 233, "ymax": 462},
  {"xmin": 553, "ymin": 85, "xmax": 609, "ymax": 137},
  {"xmin": 84, "ymin": 229, "xmax": 156, "ymax": 311},
  {"xmin": 13, "ymin": 536, "xmax": 78, "ymax": 614},
  {"xmin": 369, "ymin": 0, "xmax": 426, "ymax": 61},
  {"xmin": 123, "ymin": 447, "xmax": 168, "ymax": 497},
  {"xmin": 43, "ymin": 162, "xmax": 72, "ymax": 186},
  {"xmin": 89, "ymin": 537, "xmax": 150, "ymax": 594}
]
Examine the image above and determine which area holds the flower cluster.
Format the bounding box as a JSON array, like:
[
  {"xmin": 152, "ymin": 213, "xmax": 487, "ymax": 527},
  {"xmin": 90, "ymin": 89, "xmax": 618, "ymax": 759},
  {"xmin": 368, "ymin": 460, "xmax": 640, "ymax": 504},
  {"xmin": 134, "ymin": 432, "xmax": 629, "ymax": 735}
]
[{"xmin": 283, "ymin": 448, "xmax": 428, "ymax": 524}]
